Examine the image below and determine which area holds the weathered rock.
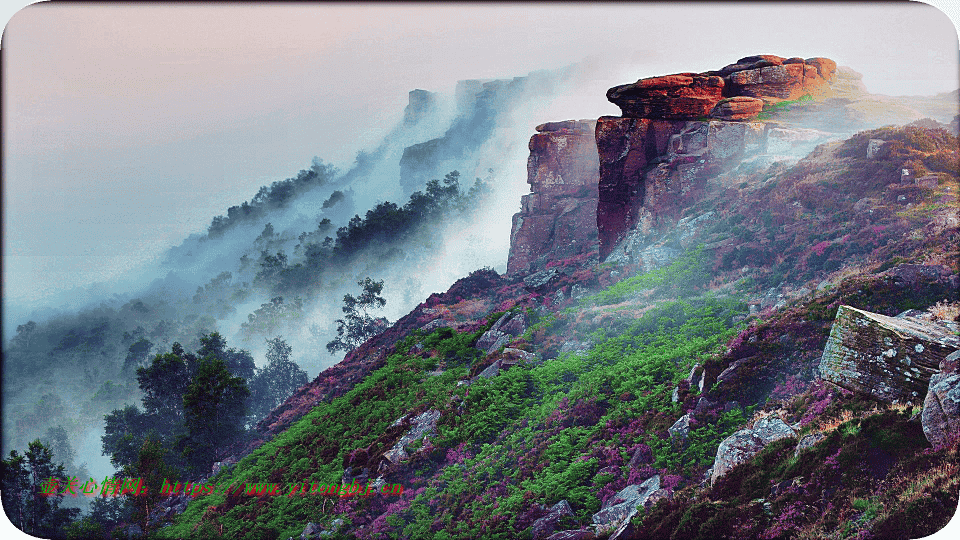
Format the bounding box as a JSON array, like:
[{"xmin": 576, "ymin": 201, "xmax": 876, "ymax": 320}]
[
  {"xmin": 711, "ymin": 430, "xmax": 766, "ymax": 486},
  {"xmin": 751, "ymin": 416, "xmax": 797, "ymax": 444},
  {"xmin": 592, "ymin": 475, "xmax": 661, "ymax": 531},
  {"xmin": 475, "ymin": 312, "xmax": 527, "ymax": 354},
  {"xmin": 794, "ymin": 432, "xmax": 827, "ymax": 458},
  {"xmin": 403, "ymin": 89, "xmax": 437, "ymax": 126},
  {"xmin": 710, "ymin": 96, "xmax": 766, "ymax": 120},
  {"xmin": 383, "ymin": 410, "xmax": 440, "ymax": 463},
  {"xmin": 595, "ymin": 116, "xmax": 687, "ymax": 255},
  {"xmin": 867, "ymin": 138, "xmax": 887, "ymax": 158},
  {"xmin": 546, "ymin": 530, "xmax": 596, "ymax": 540},
  {"xmin": 532, "ymin": 500, "xmax": 575, "ymax": 540},
  {"xmin": 669, "ymin": 414, "xmax": 692, "ymax": 441},
  {"xmin": 726, "ymin": 59, "xmax": 835, "ymax": 101},
  {"xmin": 596, "ymin": 117, "xmax": 767, "ymax": 258},
  {"xmin": 818, "ymin": 305, "xmax": 960, "ymax": 404},
  {"xmin": 507, "ymin": 120, "xmax": 599, "ymax": 275},
  {"xmin": 607, "ymin": 73, "xmax": 725, "ymax": 119},
  {"xmin": 922, "ymin": 351, "xmax": 960, "ymax": 448},
  {"xmin": 523, "ymin": 268, "xmax": 563, "ymax": 291}
]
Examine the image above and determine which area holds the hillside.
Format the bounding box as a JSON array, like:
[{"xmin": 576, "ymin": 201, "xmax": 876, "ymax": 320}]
[
  {"xmin": 142, "ymin": 56, "xmax": 960, "ymax": 540},
  {"xmin": 3, "ymin": 54, "xmax": 958, "ymax": 540}
]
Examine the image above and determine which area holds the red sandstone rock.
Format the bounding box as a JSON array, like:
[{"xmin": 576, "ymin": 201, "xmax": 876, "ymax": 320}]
[
  {"xmin": 507, "ymin": 120, "xmax": 600, "ymax": 274},
  {"xmin": 710, "ymin": 96, "xmax": 766, "ymax": 121},
  {"xmin": 726, "ymin": 59, "xmax": 836, "ymax": 102},
  {"xmin": 606, "ymin": 74, "xmax": 724, "ymax": 119}
]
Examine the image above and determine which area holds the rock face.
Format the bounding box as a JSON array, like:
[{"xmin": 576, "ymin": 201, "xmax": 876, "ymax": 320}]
[
  {"xmin": 818, "ymin": 305, "xmax": 960, "ymax": 404},
  {"xmin": 383, "ymin": 409, "xmax": 440, "ymax": 463},
  {"xmin": 595, "ymin": 55, "xmax": 839, "ymax": 258},
  {"xmin": 607, "ymin": 73, "xmax": 725, "ymax": 119},
  {"xmin": 507, "ymin": 120, "xmax": 600, "ymax": 275},
  {"xmin": 403, "ymin": 89, "xmax": 437, "ymax": 126},
  {"xmin": 922, "ymin": 351, "xmax": 960, "ymax": 448},
  {"xmin": 532, "ymin": 500, "xmax": 575, "ymax": 540}
]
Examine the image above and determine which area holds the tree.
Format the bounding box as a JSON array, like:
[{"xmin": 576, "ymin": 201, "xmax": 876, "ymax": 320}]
[
  {"xmin": 326, "ymin": 278, "xmax": 389, "ymax": 354},
  {"xmin": 122, "ymin": 337, "xmax": 153, "ymax": 372},
  {"xmin": 122, "ymin": 438, "xmax": 177, "ymax": 535},
  {"xmin": 102, "ymin": 405, "xmax": 154, "ymax": 470},
  {"xmin": 1, "ymin": 440, "xmax": 79, "ymax": 538},
  {"xmin": 247, "ymin": 337, "xmax": 308, "ymax": 423},
  {"xmin": 196, "ymin": 332, "xmax": 256, "ymax": 381},
  {"xmin": 179, "ymin": 357, "xmax": 249, "ymax": 475}
]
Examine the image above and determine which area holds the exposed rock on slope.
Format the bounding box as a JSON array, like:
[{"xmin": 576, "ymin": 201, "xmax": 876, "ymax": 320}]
[
  {"xmin": 818, "ymin": 304, "xmax": 960, "ymax": 404},
  {"xmin": 596, "ymin": 55, "xmax": 840, "ymax": 258},
  {"xmin": 922, "ymin": 350, "xmax": 960, "ymax": 448},
  {"xmin": 508, "ymin": 120, "xmax": 600, "ymax": 274}
]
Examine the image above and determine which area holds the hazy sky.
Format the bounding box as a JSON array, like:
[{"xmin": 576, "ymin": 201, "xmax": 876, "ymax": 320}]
[{"xmin": 3, "ymin": 2, "xmax": 959, "ymax": 310}]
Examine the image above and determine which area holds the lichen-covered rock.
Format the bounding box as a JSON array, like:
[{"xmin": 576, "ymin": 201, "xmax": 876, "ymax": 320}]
[
  {"xmin": 546, "ymin": 530, "xmax": 596, "ymax": 540},
  {"xmin": 669, "ymin": 414, "xmax": 692, "ymax": 441},
  {"xmin": 711, "ymin": 429, "xmax": 766, "ymax": 486},
  {"xmin": 475, "ymin": 311, "xmax": 527, "ymax": 353},
  {"xmin": 592, "ymin": 475, "xmax": 661, "ymax": 531},
  {"xmin": 383, "ymin": 410, "xmax": 440, "ymax": 463},
  {"xmin": 532, "ymin": 500, "xmax": 575, "ymax": 540},
  {"xmin": 922, "ymin": 351, "xmax": 960, "ymax": 448},
  {"xmin": 751, "ymin": 416, "xmax": 797, "ymax": 444},
  {"xmin": 818, "ymin": 305, "xmax": 960, "ymax": 404},
  {"xmin": 794, "ymin": 432, "xmax": 827, "ymax": 458}
]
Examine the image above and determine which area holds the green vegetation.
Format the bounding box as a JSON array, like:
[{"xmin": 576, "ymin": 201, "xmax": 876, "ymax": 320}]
[{"xmin": 583, "ymin": 245, "xmax": 711, "ymax": 305}]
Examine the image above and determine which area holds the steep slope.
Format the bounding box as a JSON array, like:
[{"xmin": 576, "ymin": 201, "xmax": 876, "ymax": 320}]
[{"xmin": 146, "ymin": 56, "xmax": 960, "ymax": 540}]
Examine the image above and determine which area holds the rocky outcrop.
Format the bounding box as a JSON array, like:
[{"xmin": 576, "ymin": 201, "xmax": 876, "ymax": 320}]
[
  {"xmin": 607, "ymin": 74, "xmax": 725, "ymax": 119},
  {"xmin": 922, "ymin": 350, "xmax": 960, "ymax": 448},
  {"xmin": 383, "ymin": 409, "xmax": 440, "ymax": 463},
  {"xmin": 532, "ymin": 500, "xmax": 575, "ymax": 540},
  {"xmin": 475, "ymin": 311, "xmax": 527, "ymax": 354},
  {"xmin": 596, "ymin": 55, "xmax": 839, "ymax": 258},
  {"xmin": 507, "ymin": 120, "xmax": 600, "ymax": 275},
  {"xmin": 818, "ymin": 305, "xmax": 960, "ymax": 404},
  {"xmin": 711, "ymin": 416, "xmax": 796, "ymax": 486},
  {"xmin": 591, "ymin": 475, "xmax": 664, "ymax": 532},
  {"xmin": 403, "ymin": 89, "xmax": 437, "ymax": 126}
]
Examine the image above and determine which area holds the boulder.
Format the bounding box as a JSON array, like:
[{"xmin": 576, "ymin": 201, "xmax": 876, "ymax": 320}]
[
  {"xmin": 711, "ymin": 430, "xmax": 766, "ymax": 486},
  {"xmin": 751, "ymin": 416, "xmax": 797, "ymax": 444},
  {"xmin": 794, "ymin": 432, "xmax": 827, "ymax": 458},
  {"xmin": 532, "ymin": 500, "xmax": 575, "ymax": 540},
  {"xmin": 591, "ymin": 475, "xmax": 661, "ymax": 531},
  {"xmin": 818, "ymin": 305, "xmax": 960, "ymax": 404},
  {"xmin": 669, "ymin": 414, "xmax": 692, "ymax": 441},
  {"xmin": 607, "ymin": 74, "xmax": 725, "ymax": 119},
  {"xmin": 710, "ymin": 96, "xmax": 765, "ymax": 121},
  {"xmin": 922, "ymin": 351, "xmax": 960, "ymax": 448}
]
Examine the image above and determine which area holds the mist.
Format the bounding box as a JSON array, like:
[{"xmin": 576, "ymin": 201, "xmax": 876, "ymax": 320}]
[{"xmin": 2, "ymin": 3, "xmax": 959, "ymax": 532}]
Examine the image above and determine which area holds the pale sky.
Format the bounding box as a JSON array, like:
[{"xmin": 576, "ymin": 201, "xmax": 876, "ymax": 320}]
[{"xmin": 2, "ymin": 2, "xmax": 959, "ymax": 309}]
